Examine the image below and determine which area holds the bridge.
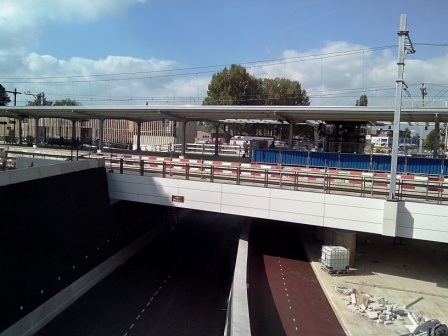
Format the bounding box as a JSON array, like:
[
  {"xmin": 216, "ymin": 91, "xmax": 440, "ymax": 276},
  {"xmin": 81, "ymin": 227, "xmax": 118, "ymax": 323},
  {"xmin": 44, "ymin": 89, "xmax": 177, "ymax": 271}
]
[
  {"xmin": 1, "ymin": 147, "xmax": 448, "ymax": 335},
  {"xmin": 5, "ymin": 145, "xmax": 448, "ymax": 244}
]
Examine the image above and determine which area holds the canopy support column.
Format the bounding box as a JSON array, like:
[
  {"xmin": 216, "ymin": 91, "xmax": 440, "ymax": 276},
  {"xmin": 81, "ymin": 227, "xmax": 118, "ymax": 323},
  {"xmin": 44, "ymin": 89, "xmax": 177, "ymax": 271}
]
[
  {"xmin": 136, "ymin": 121, "xmax": 142, "ymax": 152},
  {"xmin": 98, "ymin": 118, "xmax": 104, "ymax": 151},
  {"xmin": 18, "ymin": 117, "xmax": 23, "ymax": 145},
  {"xmin": 34, "ymin": 117, "xmax": 39, "ymax": 147},
  {"xmin": 288, "ymin": 122, "xmax": 294, "ymax": 149},
  {"xmin": 181, "ymin": 121, "xmax": 187, "ymax": 156},
  {"xmin": 433, "ymin": 114, "xmax": 439, "ymax": 158},
  {"xmin": 214, "ymin": 123, "xmax": 220, "ymax": 156}
]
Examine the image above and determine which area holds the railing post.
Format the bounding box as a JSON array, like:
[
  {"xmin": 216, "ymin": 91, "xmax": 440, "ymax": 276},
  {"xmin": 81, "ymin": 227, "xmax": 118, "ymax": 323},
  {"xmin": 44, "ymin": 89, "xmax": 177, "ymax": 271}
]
[
  {"xmin": 404, "ymin": 155, "xmax": 408, "ymax": 174},
  {"xmin": 337, "ymin": 144, "xmax": 341, "ymax": 170},
  {"xmin": 264, "ymin": 169, "xmax": 268, "ymax": 188},
  {"xmin": 140, "ymin": 160, "xmax": 144, "ymax": 176},
  {"xmin": 210, "ymin": 165, "xmax": 214, "ymax": 182},
  {"xmin": 119, "ymin": 158, "xmax": 123, "ymax": 174},
  {"xmin": 162, "ymin": 161, "xmax": 166, "ymax": 178},
  {"xmin": 186, "ymin": 163, "xmax": 190, "ymax": 180},
  {"xmin": 236, "ymin": 166, "xmax": 240, "ymax": 185}
]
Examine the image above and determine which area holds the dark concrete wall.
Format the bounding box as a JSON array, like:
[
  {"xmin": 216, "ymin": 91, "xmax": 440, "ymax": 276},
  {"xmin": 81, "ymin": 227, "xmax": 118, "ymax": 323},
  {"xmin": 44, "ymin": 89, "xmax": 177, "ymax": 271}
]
[{"xmin": 0, "ymin": 167, "xmax": 167, "ymax": 332}]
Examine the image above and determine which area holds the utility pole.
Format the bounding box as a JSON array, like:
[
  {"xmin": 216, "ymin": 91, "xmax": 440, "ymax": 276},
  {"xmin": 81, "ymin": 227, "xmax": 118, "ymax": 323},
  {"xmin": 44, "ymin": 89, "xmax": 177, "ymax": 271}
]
[
  {"xmin": 5, "ymin": 88, "xmax": 22, "ymax": 106},
  {"xmin": 389, "ymin": 14, "xmax": 415, "ymax": 201}
]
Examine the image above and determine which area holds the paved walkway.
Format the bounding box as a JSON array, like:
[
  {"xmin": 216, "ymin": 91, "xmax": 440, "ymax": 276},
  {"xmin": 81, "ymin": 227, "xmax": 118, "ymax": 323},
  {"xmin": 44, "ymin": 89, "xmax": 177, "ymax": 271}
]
[{"xmin": 301, "ymin": 227, "xmax": 448, "ymax": 335}]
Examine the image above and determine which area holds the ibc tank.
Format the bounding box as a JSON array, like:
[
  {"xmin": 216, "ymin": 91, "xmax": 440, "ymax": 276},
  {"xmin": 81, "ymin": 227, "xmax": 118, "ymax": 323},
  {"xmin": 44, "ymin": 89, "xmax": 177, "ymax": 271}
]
[{"xmin": 321, "ymin": 245, "xmax": 350, "ymax": 272}]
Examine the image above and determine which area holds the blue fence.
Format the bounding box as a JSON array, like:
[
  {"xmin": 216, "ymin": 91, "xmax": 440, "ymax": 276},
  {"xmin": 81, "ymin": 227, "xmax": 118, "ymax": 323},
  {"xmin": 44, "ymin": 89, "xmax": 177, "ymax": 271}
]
[{"xmin": 253, "ymin": 149, "xmax": 448, "ymax": 176}]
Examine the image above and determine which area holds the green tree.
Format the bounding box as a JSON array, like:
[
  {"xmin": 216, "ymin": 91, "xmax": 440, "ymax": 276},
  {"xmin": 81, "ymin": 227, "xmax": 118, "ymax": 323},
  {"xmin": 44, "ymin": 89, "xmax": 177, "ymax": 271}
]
[
  {"xmin": 26, "ymin": 92, "xmax": 53, "ymax": 106},
  {"xmin": 424, "ymin": 129, "xmax": 435, "ymax": 149},
  {"xmin": 53, "ymin": 99, "xmax": 82, "ymax": 106},
  {"xmin": 203, "ymin": 65, "xmax": 311, "ymax": 139},
  {"xmin": 203, "ymin": 64, "xmax": 259, "ymax": 105},
  {"xmin": 259, "ymin": 77, "xmax": 310, "ymax": 106},
  {"xmin": 355, "ymin": 94, "xmax": 368, "ymax": 106},
  {"xmin": 0, "ymin": 84, "xmax": 11, "ymax": 106}
]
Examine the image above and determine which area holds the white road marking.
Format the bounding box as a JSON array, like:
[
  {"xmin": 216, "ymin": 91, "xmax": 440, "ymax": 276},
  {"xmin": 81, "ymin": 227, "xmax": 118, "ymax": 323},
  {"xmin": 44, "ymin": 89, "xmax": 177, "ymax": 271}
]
[{"xmin": 124, "ymin": 268, "xmax": 176, "ymax": 334}]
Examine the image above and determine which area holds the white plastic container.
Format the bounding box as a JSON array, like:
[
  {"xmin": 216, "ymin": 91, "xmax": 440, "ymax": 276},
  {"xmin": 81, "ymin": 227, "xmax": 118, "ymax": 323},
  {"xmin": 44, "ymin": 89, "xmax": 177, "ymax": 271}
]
[{"xmin": 321, "ymin": 245, "xmax": 350, "ymax": 272}]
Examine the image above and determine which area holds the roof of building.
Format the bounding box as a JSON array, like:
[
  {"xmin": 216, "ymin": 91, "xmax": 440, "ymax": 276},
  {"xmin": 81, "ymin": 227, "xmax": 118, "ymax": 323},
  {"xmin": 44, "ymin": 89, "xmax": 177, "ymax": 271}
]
[{"xmin": 0, "ymin": 105, "xmax": 447, "ymax": 126}]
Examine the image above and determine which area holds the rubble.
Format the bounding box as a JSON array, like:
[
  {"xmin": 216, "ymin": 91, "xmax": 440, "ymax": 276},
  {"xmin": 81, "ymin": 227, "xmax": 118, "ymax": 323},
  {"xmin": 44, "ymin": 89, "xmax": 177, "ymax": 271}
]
[{"xmin": 333, "ymin": 284, "xmax": 437, "ymax": 331}]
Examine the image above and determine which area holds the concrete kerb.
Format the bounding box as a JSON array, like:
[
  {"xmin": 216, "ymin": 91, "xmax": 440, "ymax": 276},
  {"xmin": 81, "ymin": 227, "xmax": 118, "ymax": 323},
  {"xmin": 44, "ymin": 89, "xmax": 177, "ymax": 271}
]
[{"xmin": 225, "ymin": 220, "xmax": 251, "ymax": 336}]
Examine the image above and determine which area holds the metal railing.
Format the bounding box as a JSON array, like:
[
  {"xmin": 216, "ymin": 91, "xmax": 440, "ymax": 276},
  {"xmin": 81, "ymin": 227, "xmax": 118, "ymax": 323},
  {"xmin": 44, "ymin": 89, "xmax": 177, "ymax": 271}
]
[
  {"xmin": 133, "ymin": 143, "xmax": 243, "ymax": 156},
  {"xmin": 4, "ymin": 148, "xmax": 446, "ymax": 205},
  {"xmin": 109, "ymin": 157, "xmax": 448, "ymax": 205}
]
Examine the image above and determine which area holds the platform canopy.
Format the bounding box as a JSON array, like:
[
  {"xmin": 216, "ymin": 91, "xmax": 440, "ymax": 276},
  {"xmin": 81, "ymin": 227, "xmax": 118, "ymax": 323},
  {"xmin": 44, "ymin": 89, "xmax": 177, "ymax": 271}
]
[{"xmin": 0, "ymin": 105, "xmax": 447, "ymax": 126}]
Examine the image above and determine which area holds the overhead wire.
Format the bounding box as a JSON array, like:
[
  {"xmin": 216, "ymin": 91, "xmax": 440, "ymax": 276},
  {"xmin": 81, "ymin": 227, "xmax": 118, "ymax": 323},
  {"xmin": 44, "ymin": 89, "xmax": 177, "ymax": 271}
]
[
  {"xmin": 6, "ymin": 43, "xmax": 448, "ymax": 105},
  {"xmin": 1, "ymin": 45, "xmax": 397, "ymax": 84}
]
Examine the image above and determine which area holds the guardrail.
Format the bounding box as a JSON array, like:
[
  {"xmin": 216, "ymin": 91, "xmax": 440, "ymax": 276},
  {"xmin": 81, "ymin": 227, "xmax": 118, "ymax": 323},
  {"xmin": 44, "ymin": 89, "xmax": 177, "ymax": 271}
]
[
  {"xmin": 5, "ymin": 148, "xmax": 447, "ymax": 204},
  {"xmin": 107, "ymin": 157, "xmax": 448, "ymax": 205},
  {"xmin": 129, "ymin": 143, "xmax": 243, "ymax": 156}
]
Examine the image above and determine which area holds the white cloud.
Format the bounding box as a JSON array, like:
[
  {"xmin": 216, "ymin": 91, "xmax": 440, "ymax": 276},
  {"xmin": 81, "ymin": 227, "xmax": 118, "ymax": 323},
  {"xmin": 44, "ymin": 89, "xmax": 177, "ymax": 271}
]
[
  {"xmin": 0, "ymin": 0, "xmax": 148, "ymax": 59},
  {"xmin": 2, "ymin": 39, "xmax": 448, "ymax": 108},
  {"xmin": 251, "ymin": 42, "xmax": 448, "ymax": 107},
  {"xmin": 2, "ymin": 52, "xmax": 205, "ymax": 106}
]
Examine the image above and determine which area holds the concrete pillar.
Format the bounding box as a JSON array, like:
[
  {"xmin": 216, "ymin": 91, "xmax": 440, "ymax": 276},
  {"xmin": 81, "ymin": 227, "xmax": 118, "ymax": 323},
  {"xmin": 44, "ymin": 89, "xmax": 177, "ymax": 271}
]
[
  {"xmin": 434, "ymin": 113, "xmax": 440, "ymax": 158},
  {"xmin": 34, "ymin": 117, "xmax": 39, "ymax": 147},
  {"xmin": 315, "ymin": 226, "xmax": 325, "ymax": 241},
  {"xmin": 136, "ymin": 121, "xmax": 142, "ymax": 151},
  {"xmin": 331, "ymin": 229, "xmax": 356, "ymax": 268},
  {"xmin": 71, "ymin": 120, "xmax": 76, "ymax": 143},
  {"xmin": 181, "ymin": 121, "xmax": 187, "ymax": 156},
  {"xmin": 98, "ymin": 118, "xmax": 104, "ymax": 151},
  {"xmin": 18, "ymin": 117, "xmax": 23, "ymax": 145},
  {"xmin": 288, "ymin": 122, "xmax": 294, "ymax": 149},
  {"xmin": 214, "ymin": 123, "xmax": 219, "ymax": 155},
  {"xmin": 383, "ymin": 200, "xmax": 398, "ymax": 237},
  {"xmin": 323, "ymin": 227, "xmax": 333, "ymax": 245}
]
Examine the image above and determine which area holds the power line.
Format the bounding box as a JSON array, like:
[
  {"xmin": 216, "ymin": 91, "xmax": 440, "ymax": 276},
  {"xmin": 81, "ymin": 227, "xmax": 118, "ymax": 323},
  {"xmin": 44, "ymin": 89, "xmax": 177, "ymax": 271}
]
[
  {"xmin": 0, "ymin": 45, "xmax": 397, "ymax": 84},
  {"xmin": 414, "ymin": 42, "xmax": 448, "ymax": 47}
]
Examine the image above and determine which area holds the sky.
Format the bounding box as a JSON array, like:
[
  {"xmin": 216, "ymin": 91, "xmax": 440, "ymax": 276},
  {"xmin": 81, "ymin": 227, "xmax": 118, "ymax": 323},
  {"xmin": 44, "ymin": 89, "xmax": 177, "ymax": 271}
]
[{"xmin": 1, "ymin": 0, "xmax": 448, "ymax": 108}]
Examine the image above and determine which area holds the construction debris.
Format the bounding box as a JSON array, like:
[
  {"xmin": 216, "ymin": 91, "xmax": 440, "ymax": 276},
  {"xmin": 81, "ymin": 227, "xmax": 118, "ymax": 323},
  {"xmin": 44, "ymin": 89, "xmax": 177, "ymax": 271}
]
[
  {"xmin": 405, "ymin": 296, "xmax": 424, "ymax": 309},
  {"xmin": 333, "ymin": 284, "xmax": 443, "ymax": 333}
]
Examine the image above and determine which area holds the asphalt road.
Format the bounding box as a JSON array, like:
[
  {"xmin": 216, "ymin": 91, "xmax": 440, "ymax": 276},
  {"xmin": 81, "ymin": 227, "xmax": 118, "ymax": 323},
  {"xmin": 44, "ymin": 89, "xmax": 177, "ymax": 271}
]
[
  {"xmin": 247, "ymin": 220, "xmax": 345, "ymax": 336},
  {"xmin": 35, "ymin": 211, "xmax": 242, "ymax": 336}
]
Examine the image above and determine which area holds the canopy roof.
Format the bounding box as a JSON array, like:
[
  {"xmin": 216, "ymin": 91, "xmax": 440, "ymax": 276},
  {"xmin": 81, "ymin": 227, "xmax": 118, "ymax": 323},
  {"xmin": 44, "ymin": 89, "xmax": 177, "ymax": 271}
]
[{"xmin": 0, "ymin": 105, "xmax": 447, "ymax": 126}]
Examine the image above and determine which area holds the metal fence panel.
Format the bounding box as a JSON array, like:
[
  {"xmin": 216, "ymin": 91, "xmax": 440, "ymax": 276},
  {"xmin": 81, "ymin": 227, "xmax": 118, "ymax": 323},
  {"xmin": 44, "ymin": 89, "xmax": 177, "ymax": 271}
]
[
  {"xmin": 252, "ymin": 149, "xmax": 278, "ymax": 164},
  {"xmin": 339, "ymin": 153, "xmax": 370, "ymax": 170},
  {"xmin": 281, "ymin": 150, "xmax": 309, "ymax": 166},
  {"xmin": 253, "ymin": 149, "xmax": 448, "ymax": 176},
  {"xmin": 405, "ymin": 157, "xmax": 443, "ymax": 175},
  {"xmin": 309, "ymin": 152, "xmax": 339, "ymax": 168}
]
